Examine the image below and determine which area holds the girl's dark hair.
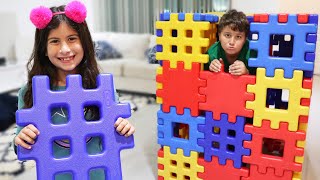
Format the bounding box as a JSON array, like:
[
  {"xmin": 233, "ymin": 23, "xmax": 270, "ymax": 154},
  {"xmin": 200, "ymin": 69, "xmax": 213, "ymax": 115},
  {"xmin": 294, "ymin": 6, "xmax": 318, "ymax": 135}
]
[
  {"xmin": 24, "ymin": 5, "xmax": 100, "ymax": 114},
  {"xmin": 218, "ymin": 9, "xmax": 249, "ymax": 36}
]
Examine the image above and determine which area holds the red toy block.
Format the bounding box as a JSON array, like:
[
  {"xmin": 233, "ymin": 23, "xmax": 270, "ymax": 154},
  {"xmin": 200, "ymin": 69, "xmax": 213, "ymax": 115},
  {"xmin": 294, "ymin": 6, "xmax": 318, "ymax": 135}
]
[
  {"xmin": 253, "ymin": 14, "xmax": 269, "ymax": 23},
  {"xmin": 278, "ymin": 14, "xmax": 288, "ymax": 23},
  {"xmin": 299, "ymin": 78, "xmax": 313, "ymax": 123},
  {"xmin": 158, "ymin": 148, "xmax": 164, "ymax": 180},
  {"xmin": 297, "ymin": 14, "xmax": 309, "ymax": 24},
  {"xmin": 243, "ymin": 120, "xmax": 306, "ymax": 176},
  {"xmin": 156, "ymin": 61, "xmax": 206, "ymax": 116},
  {"xmin": 198, "ymin": 156, "xmax": 249, "ymax": 180},
  {"xmin": 241, "ymin": 165, "xmax": 293, "ymax": 180},
  {"xmin": 198, "ymin": 69, "xmax": 255, "ymax": 122}
]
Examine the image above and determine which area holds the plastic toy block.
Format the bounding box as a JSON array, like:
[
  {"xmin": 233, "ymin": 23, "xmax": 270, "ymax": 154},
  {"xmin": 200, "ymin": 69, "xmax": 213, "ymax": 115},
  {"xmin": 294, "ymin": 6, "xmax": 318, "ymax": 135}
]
[
  {"xmin": 16, "ymin": 74, "xmax": 134, "ymax": 180},
  {"xmin": 308, "ymin": 14, "xmax": 318, "ymax": 24},
  {"xmin": 156, "ymin": 61, "xmax": 206, "ymax": 117},
  {"xmin": 156, "ymin": 13, "xmax": 217, "ymax": 69},
  {"xmin": 156, "ymin": 66, "xmax": 163, "ymax": 104},
  {"xmin": 157, "ymin": 29, "xmax": 163, "ymax": 37},
  {"xmin": 292, "ymin": 172, "xmax": 302, "ymax": 180},
  {"xmin": 246, "ymin": 68, "xmax": 312, "ymax": 131},
  {"xmin": 299, "ymin": 77, "xmax": 312, "ymax": 123},
  {"xmin": 278, "ymin": 14, "xmax": 288, "ymax": 23},
  {"xmin": 158, "ymin": 148, "xmax": 165, "ymax": 180},
  {"xmin": 193, "ymin": 13, "xmax": 219, "ymax": 23},
  {"xmin": 199, "ymin": 69, "xmax": 255, "ymax": 122},
  {"xmin": 241, "ymin": 165, "xmax": 293, "ymax": 180},
  {"xmin": 253, "ymin": 14, "xmax": 269, "ymax": 23},
  {"xmin": 297, "ymin": 14, "xmax": 308, "ymax": 23},
  {"xmin": 198, "ymin": 112, "xmax": 251, "ymax": 168},
  {"xmin": 247, "ymin": 16, "xmax": 254, "ymax": 24},
  {"xmin": 157, "ymin": 107, "xmax": 205, "ymax": 156},
  {"xmin": 158, "ymin": 146, "xmax": 204, "ymax": 180},
  {"xmin": 178, "ymin": 13, "xmax": 185, "ymax": 21},
  {"xmin": 159, "ymin": 12, "xmax": 171, "ymax": 21},
  {"xmin": 306, "ymin": 33, "xmax": 317, "ymax": 43},
  {"xmin": 295, "ymin": 122, "xmax": 307, "ymax": 164},
  {"xmin": 249, "ymin": 14, "xmax": 317, "ymax": 78},
  {"xmin": 243, "ymin": 120, "xmax": 306, "ymax": 176},
  {"xmin": 198, "ymin": 156, "xmax": 249, "ymax": 180}
]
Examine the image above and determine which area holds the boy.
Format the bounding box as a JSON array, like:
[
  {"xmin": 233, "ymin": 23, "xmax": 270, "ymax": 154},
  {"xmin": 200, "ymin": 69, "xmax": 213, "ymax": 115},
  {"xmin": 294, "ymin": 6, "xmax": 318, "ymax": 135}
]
[{"xmin": 204, "ymin": 9, "xmax": 256, "ymax": 75}]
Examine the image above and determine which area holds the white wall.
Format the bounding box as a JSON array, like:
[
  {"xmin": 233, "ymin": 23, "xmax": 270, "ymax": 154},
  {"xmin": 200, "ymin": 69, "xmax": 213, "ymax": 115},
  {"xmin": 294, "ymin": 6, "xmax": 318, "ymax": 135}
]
[{"xmin": 231, "ymin": 0, "xmax": 280, "ymax": 13}]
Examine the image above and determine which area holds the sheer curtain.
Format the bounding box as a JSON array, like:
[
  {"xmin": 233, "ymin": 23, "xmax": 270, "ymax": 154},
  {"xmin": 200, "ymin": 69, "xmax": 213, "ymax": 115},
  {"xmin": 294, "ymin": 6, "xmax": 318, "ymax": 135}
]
[{"xmin": 94, "ymin": 0, "xmax": 230, "ymax": 33}]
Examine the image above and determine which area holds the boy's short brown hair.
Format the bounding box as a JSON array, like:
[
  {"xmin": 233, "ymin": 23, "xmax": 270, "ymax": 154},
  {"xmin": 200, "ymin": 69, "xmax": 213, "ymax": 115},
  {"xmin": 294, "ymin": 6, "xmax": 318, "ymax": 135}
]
[{"xmin": 218, "ymin": 9, "xmax": 249, "ymax": 37}]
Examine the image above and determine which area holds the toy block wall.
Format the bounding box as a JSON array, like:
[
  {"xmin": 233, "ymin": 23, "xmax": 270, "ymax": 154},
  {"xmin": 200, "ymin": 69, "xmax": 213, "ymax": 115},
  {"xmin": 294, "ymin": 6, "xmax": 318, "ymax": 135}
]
[{"xmin": 156, "ymin": 12, "xmax": 317, "ymax": 180}]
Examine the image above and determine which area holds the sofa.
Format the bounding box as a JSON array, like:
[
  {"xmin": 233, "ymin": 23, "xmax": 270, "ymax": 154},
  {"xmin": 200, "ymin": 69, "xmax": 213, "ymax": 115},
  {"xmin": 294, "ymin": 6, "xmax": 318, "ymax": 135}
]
[
  {"xmin": 91, "ymin": 32, "xmax": 158, "ymax": 95},
  {"xmin": 11, "ymin": 32, "xmax": 158, "ymax": 95}
]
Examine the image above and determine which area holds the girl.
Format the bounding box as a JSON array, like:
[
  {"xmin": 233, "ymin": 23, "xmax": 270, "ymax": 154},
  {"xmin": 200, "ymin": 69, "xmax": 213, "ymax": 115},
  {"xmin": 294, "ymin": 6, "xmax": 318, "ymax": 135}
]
[{"xmin": 14, "ymin": 1, "xmax": 135, "ymax": 179}]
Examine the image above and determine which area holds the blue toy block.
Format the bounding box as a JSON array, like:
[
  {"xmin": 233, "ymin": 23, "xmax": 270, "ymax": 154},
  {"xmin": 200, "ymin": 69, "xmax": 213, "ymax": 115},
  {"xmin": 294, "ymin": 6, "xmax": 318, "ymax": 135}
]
[
  {"xmin": 309, "ymin": 14, "xmax": 318, "ymax": 25},
  {"xmin": 305, "ymin": 52, "xmax": 315, "ymax": 62},
  {"xmin": 178, "ymin": 13, "xmax": 185, "ymax": 21},
  {"xmin": 193, "ymin": 13, "xmax": 219, "ymax": 23},
  {"xmin": 157, "ymin": 107, "xmax": 205, "ymax": 157},
  {"xmin": 156, "ymin": 29, "xmax": 163, "ymax": 37},
  {"xmin": 156, "ymin": 45, "xmax": 163, "ymax": 52},
  {"xmin": 247, "ymin": 16, "xmax": 254, "ymax": 24},
  {"xmin": 307, "ymin": 34, "xmax": 317, "ymax": 43},
  {"xmin": 198, "ymin": 112, "xmax": 251, "ymax": 169},
  {"xmin": 249, "ymin": 14, "xmax": 317, "ymax": 78},
  {"xmin": 160, "ymin": 12, "xmax": 171, "ymax": 21},
  {"xmin": 16, "ymin": 74, "xmax": 134, "ymax": 180}
]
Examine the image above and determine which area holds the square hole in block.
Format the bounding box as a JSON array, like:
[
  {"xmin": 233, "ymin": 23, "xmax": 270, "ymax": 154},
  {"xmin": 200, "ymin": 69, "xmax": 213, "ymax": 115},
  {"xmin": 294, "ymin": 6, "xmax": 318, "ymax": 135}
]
[
  {"xmin": 213, "ymin": 126, "xmax": 220, "ymax": 134},
  {"xmin": 212, "ymin": 141, "xmax": 220, "ymax": 149},
  {"xmin": 269, "ymin": 34, "xmax": 294, "ymax": 57},
  {"xmin": 171, "ymin": 160, "xmax": 177, "ymax": 166},
  {"xmin": 52, "ymin": 136, "xmax": 71, "ymax": 159},
  {"xmin": 83, "ymin": 103, "xmax": 101, "ymax": 121},
  {"xmin": 171, "ymin": 172, "xmax": 177, "ymax": 178},
  {"xmin": 228, "ymin": 129, "xmax": 236, "ymax": 138},
  {"xmin": 89, "ymin": 168, "xmax": 106, "ymax": 180},
  {"xmin": 172, "ymin": 122, "xmax": 189, "ymax": 140},
  {"xmin": 186, "ymin": 46, "xmax": 192, "ymax": 54},
  {"xmin": 262, "ymin": 138, "xmax": 285, "ymax": 157},
  {"xmin": 54, "ymin": 171, "xmax": 73, "ymax": 179},
  {"xmin": 227, "ymin": 144, "xmax": 235, "ymax": 152},
  {"xmin": 172, "ymin": 45, "xmax": 177, "ymax": 53},
  {"xmin": 86, "ymin": 135, "xmax": 104, "ymax": 155},
  {"xmin": 50, "ymin": 103, "xmax": 69, "ymax": 125},
  {"xmin": 186, "ymin": 30, "xmax": 192, "ymax": 38},
  {"xmin": 184, "ymin": 163, "xmax": 190, "ymax": 169},
  {"xmin": 266, "ymin": 88, "xmax": 289, "ymax": 110},
  {"xmin": 184, "ymin": 175, "xmax": 191, "ymax": 180},
  {"xmin": 251, "ymin": 33, "xmax": 259, "ymax": 40},
  {"xmin": 172, "ymin": 29, "xmax": 178, "ymax": 37}
]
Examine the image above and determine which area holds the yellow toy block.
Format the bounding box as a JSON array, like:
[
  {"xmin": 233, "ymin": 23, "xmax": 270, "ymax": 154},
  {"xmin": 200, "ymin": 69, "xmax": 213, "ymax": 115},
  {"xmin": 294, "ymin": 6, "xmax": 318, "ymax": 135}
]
[
  {"xmin": 156, "ymin": 66, "xmax": 163, "ymax": 104},
  {"xmin": 246, "ymin": 68, "xmax": 311, "ymax": 131},
  {"xmin": 156, "ymin": 13, "xmax": 217, "ymax": 69},
  {"xmin": 292, "ymin": 171, "xmax": 301, "ymax": 180},
  {"xmin": 158, "ymin": 146, "xmax": 204, "ymax": 180}
]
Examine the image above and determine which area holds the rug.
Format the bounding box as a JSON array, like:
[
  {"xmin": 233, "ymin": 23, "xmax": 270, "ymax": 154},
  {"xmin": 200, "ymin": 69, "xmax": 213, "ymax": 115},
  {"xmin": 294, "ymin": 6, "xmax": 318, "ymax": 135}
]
[{"xmin": 0, "ymin": 93, "xmax": 156, "ymax": 179}]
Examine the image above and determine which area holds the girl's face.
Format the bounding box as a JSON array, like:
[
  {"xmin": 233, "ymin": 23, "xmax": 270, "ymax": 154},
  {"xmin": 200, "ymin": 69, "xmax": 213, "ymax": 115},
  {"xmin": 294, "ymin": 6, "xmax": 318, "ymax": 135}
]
[{"xmin": 46, "ymin": 22, "xmax": 84, "ymax": 79}]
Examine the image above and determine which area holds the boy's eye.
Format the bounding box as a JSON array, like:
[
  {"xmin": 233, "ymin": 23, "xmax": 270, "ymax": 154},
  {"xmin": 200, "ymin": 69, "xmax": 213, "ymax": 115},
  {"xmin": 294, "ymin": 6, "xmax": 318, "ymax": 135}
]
[
  {"xmin": 225, "ymin": 34, "xmax": 231, "ymax": 38},
  {"xmin": 236, "ymin": 35, "xmax": 242, "ymax": 39}
]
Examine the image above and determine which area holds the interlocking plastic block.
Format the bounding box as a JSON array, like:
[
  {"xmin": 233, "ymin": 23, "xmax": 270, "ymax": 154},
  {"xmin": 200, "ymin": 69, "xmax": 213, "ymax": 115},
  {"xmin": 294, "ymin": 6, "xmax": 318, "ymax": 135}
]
[
  {"xmin": 308, "ymin": 14, "xmax": 318, "ymax": 24},
  {"xmin": 253, "ymin": 14, "xmax": 269, "ymax": 23},
  {"xmin": 299, "ymin": 78, "xmax": 312, "ymax": 123},
  {"xmin": 297, "ymin": 14, "xmax": 308, "ymax": 23},
  {"xmin": 156, "ymin": 61, "xmax": 206, "ymax": 116},
  {"xmin": 178, "ymin": 13, "xmax": 185, "ymax": 21},
  {"xmin": 198, "ymin": 156, "xmax": 249, "ymax": 180},
  {"xmin": 249, "ymin": 14, "xmax": 317, "ymax": 78},
  {"xmin": 156, "ymin": 13, "xmax": 217, "ymax": 69},
  {"xmin": 242, "ymin": 165, "xmax": 293, "ymax": 180},
  {"xmin": 247, "ymin": 16, "xmax": 254, "ymax": 24},
  {"xmin": 278, "ymin": 14, "xmax": 288, "ymax": 23},
  {"xmin": 157, "ymin": 107, "xmax": 205, "ymax": 156},
  {"xmin": 292, "ymin": 172, "xmax": 302, "ymax": 180},
  {"xmin": 193, "ymin": 13, "xmax": 219, "ymax": 23},
  {"xmin": 243, "ymin": 120, "xmax": 306, "ymax": 176},
  {"xmin": 198, "ymin": 112, "xmax": 251, "ymax": 168},
  {"xmin": 158, "ymin": 146, "xmax": 204, "ymax": 180},
  {"xmin": 16, "ymin": 74, "xmax": 134, "ymax": 180},
  {"xmin": 199, "ymin": 69, "xmax": 255, "ymax": 122},
  {"xmin": 295, "ymin": 122, "xmax": 308, "ymax": 164},
  {"xmin": 246, "ymin": 68, "xmax": 312, "ymax": 131},
  {"xmin": 159, "ymin": 12, "xmax": 171, "ymax": 21},
  {"xmin": 158, "ymin": 148, "xmax": 164, "ymax": 180}
]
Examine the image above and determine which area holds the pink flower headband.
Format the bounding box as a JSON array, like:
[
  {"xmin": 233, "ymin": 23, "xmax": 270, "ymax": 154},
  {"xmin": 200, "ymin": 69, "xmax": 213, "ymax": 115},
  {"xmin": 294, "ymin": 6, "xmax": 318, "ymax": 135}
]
[{"xmin": 30, "ymin": 1, "xmax": 87, "ymax": 29}]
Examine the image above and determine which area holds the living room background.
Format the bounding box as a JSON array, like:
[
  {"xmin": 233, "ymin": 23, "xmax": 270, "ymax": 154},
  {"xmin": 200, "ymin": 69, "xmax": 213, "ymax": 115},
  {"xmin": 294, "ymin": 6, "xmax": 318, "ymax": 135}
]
[{"xmin": 93, "ymin": 0, "xmax": 231, "ymax": 33}]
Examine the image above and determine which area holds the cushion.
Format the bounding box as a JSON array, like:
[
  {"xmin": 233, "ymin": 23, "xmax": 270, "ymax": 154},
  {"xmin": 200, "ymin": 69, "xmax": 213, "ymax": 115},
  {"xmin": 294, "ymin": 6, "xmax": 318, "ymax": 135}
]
[
  {"xmin": 145, "ymin": 46, "xmax": 158, "ymax": 64},
  {"xmin": 94, "ymin": 40, "xmax": 122, "ymax": 60},
  {"xmin": 122, "ymin": 60, "xmax": 159, "ymax": 80}
]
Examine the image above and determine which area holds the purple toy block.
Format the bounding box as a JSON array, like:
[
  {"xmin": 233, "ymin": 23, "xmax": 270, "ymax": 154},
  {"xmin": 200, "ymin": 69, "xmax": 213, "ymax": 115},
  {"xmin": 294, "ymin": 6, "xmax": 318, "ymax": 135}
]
[
  {"xmin": 16, "ymin": 74, "xmax": 134, "ymax": 180},
  {"xmin": 156, "ymin": 29, "xmax": 163, "ymax": 37},
  {"xmin": 308, "ymin": 14, "xmax": 318, "ymax": 25},
  {"xmin": 307, "ymin": 34, "xmax": 317, "ymax": 43},
  {"xmin": 198, "ymin": 112, "xmax": 251, "ymax": 169},
  {"xmin": 305, "ymin": 52, "xmax": 315, "ymax": 62}
]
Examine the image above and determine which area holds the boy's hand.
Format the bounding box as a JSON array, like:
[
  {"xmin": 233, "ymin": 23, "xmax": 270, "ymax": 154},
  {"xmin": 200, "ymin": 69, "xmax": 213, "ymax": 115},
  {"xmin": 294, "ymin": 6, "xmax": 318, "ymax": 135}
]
[
  {"xmin": 209, "ymin": 58, "xmax": 223, "ymax": 72},
  {"xmin": 114, "ymin": 117, "xmax": 135, "ymax": 137},
  {"xmin": 14, "ymin": 124, "xmax": 40, "ymax": 149},
  {"xmin": 229, "ymin": 60, "xmax": 249, "ymax": 75}
]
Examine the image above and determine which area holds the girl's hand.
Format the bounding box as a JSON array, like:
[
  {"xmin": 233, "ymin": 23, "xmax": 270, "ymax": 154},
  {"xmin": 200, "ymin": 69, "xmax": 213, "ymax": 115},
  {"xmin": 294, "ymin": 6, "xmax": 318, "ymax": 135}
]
[
  {"xmin": 229, "ymin": 60, "xmax": 249, "ymax": 75},
  {"xmin": 209, "ymin": 58, "xmax": 223, "ymax": 72},
  {"xmin": 14, "ymin": 124, "xmax": 40, "ymax": 149},
  {"xmin": 114, "ymin": 117, "xmax": 135, "ymax": 137}
]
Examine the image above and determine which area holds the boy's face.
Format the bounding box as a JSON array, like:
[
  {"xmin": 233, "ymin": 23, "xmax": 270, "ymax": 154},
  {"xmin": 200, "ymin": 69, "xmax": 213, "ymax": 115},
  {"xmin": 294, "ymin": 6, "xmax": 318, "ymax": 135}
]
[{"xmin": 218, "ymin": 26, "xmax": 246, "ymax": 57}]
